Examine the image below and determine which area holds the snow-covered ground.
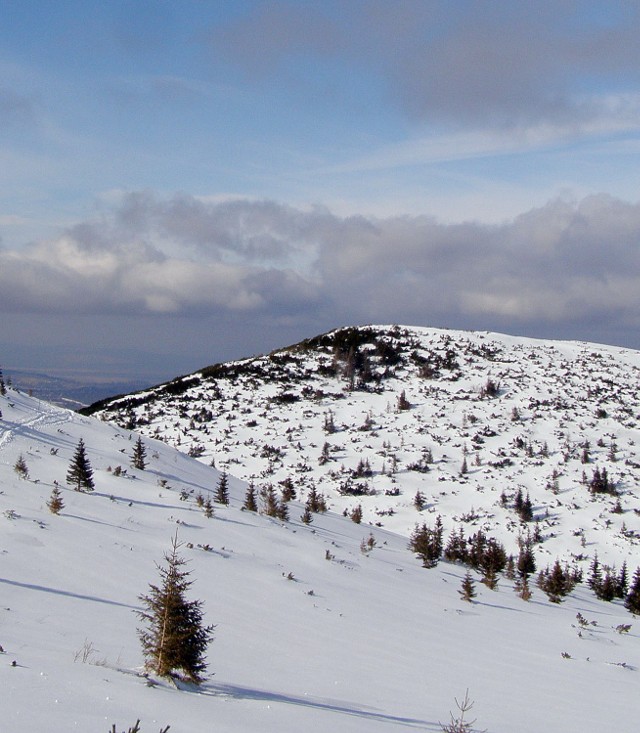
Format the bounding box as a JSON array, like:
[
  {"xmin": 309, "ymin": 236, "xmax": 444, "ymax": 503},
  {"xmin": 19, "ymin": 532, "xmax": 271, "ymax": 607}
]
[
  {"xmin": 89, "ymin": 325, "xmax": 640, "ymax": 573},
  {"xmin": 2, "ymin": 378, "xmax": 640, "ymax": 732}
]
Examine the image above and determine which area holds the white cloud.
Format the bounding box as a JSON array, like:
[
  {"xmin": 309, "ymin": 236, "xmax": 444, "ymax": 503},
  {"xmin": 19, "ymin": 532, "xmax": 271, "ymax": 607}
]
[{"xmin": 2, "ymin": 192, "xmax": 640, "ymax": 351}]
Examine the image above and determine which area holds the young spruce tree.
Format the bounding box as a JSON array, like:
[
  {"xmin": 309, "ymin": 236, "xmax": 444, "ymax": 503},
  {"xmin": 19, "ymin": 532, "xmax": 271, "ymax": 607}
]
[
  {"xmin": 215, "ymin": 471, "xmax": 230, "ymax": 505},
  {"xmin": 131, "ymin": 437, "xmax": 147, "ymax": 470},
  {"xmin": 66, "ymin": 438, "xmax": 95, "ymax": 492},
  {"xmin": 137, "ymin": 532, "xmax": 214, "ymax": 684}
]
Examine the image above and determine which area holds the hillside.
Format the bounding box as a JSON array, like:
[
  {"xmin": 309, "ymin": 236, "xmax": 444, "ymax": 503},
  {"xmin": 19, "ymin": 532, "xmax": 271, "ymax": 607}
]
[
  {"xmin": 2, "ymin": 383, "xmax": 640, "ymax": 732},
  {"xmin": 85, "ymin": 325, "xmax": 640, "ymax": 576}
]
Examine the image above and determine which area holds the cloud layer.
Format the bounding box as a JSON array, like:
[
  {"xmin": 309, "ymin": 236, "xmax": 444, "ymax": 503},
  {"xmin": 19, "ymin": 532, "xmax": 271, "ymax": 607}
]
[{"xmin": 3, "ymin": 192, "xmax": 640, "ymax": 348}]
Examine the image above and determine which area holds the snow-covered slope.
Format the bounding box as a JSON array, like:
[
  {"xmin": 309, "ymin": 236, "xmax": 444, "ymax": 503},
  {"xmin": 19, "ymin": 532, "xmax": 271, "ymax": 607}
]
[
  {"xmin": 86, "ymin": 325, "xmax": 640, "ymax": 575},
  {"xmin": 3, "ymin": 383, "xmax": 640, "ymax": 732}
]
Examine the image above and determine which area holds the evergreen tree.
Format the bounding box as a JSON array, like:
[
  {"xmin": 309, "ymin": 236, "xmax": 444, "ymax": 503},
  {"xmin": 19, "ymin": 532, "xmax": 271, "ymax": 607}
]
[
  {"xmin": 137, "ymin": 533, "xmax": 213, "ymax": 684},
  {"xmin": 413, "ymin": 490, "xmax": 426, "ymax": 511},
  {"xmin": 539, "ymin": 560, "xmax": 572, "ymax": 603},
  {"xmin": 262, "ymin": 484, "xmax": 279, "ymax": 517},
  {"xmin": 409, "ymin": 518, "xmax": 443, "ymax": 568},
  {"xmin": 280, "ymin": 476, "xmax": 296, "ymax": 502},
  {"xmin": 587, "ymin": 553, "xmax": 602, "ymax": 591},
  {"xmin": 594, "ymin": 567, "xmax": 617, "ymax": 601},
  {"xmin": 131, "ymin": 437, "xmax": 147, "ymax": 470},
  {"xmin": 516, "ymin": 539, "xmax": 536, "ymax": 578},
  {"xmin": 243, "ymin": 483, "xmax": 258, "ymax": 512},
  {"xmin": 203, "ymin": 497, "xmax": 214, "ymax": 518},
  {"xmin": 459, "ymin": 571, "xmax": 476, "ymax": 602},
  {"xmin": 617, "ymin": 561, "xmax": 629, "ymax": 598},
  {"xmin": 300, "ymin": 505, "xmax": 313, "ymax": 525},
  {"xmin": 305, "ymin": 484, "xmax": 327, "ymax": 513},
  {"xmin": 275, "ymin": 498, "xmax": 289, "ymax": 522},
  {"xmin": 0, "ymin": 367, "xmax": 6, "ymax": 396},
  {"xmin": 444, "ymin": 526, "xmax": 469, "ymax": 564},
  {"xmin": 214, "ymin": 471, "xmax": 229, "ymax": 505},
  {"xmin": 515, "ymin": 573, "xmax": 532, "ymax": 601},
  {"xmin": 47, "ymin": 486, "xmax": 64, "ymax": 514},
  {"xmin": 624, "ymin": 567, "xmax": 640, "ymax": 615},
  {"xmin": 66, "ymin": 438, "xmax": 95, "ymax": 492},
  {"xmin": 14, "ymin": 454, "xmax": 28, "ymax": 479}
]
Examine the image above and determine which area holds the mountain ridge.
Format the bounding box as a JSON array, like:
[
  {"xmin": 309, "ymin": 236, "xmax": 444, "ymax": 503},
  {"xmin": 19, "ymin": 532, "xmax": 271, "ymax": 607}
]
[{"xmin": 84, "ymin": 324, "xmax": 640, "ymax": 575}]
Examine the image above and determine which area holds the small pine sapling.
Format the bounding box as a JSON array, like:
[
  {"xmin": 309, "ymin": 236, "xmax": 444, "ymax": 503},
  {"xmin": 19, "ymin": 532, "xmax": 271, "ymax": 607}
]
[
  {"xmin": 47, "ymin": 486, "xmax": 65, "ymax": 514},
  {"xmin": 440, "ymin": 689, "xmax": 485, "ymax": 733},
  {"xmin": 459, "ymin": 571, "xmax": 476, "ymax": 602},
  {"xmin": 14, "ymin": 454, "xmax": 28, "ymax": 479}
]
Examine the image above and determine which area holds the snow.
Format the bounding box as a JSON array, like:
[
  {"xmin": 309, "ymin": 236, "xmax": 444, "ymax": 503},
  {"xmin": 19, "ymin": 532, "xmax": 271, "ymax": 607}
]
[{"xmin": 2, "ymin": 326, "xmax": 640, "ymax": 732}]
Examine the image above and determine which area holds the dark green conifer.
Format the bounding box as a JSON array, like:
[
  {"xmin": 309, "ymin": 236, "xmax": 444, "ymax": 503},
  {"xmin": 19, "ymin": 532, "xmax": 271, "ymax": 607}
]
[
  {"xmin": 66, "ymin": 438, "xmax": 95, "ymax": 492},
  {"xmin": 243, "ymin": 483, "xmax": 258, "ymax": 512},
  {"xmin": 214, "ymin": 471, "xmax": 229, "ymax": 505},
  {"xmin": 131, "ymin": 437, "xmax": 147, "ymax": 470},
  {"xmin": 138, "ymin": 533, "xmax": 213, "ymax": 684},
  {"xmin": 624, "ymin": 567, "xmax": 640, "ymax": 614}
]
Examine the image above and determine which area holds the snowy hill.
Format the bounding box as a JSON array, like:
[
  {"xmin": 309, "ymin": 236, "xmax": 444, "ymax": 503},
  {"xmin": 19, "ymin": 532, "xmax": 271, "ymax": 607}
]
[
  {"xmin": 1, "ymin": 384, "xmax": 640, "ymax": 731},
  {"xmin": 85, "ymin": 324, "xmax": 640, "ymax": 577}
]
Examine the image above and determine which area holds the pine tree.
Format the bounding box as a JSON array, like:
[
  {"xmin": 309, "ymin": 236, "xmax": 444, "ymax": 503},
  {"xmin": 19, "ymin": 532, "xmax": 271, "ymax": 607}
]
[
  {"xmin": 516, "ymin": 538, "xmax": 536, "ymax": 578},
  {"xmin": 203, "ymin": 497, "xmax": 214, "ymax": 518},
  {"xmin": 14, "ymin": 454, "xmax": 28, "ymax": 479},
  {"xmin": 137, "ymin": 532, "xmax": 214, "ymax": 684},
  {"xmin": 515, "ymin": 573, "xmax": 532, "ymax": 601},
  {"xmin": 275, "ymin": 498, "xmax": 290, "ymax": 522},
  {"xmin": 280, "ymin": 476, "xmax": 296, "ymax": 502},
  {"xmin": 409, "ymin": 520, "xmax": 443, "ymax": 569},
  {"xmin": 624, "ymin": 567, "xmax": 640, "ymax": 615},
  {"xmin": 540, "ymin": 559, "xmax": 571, "ymax": 603},
  {"xmin": 243, "ymin": 483, "xmax": 258, "ymax": 512},
  {"xmin": 0, "ymin": 367, "xmax": 6, "ymax": 396},
  {"xmin": 459, "ymin": 571, "xmax": 476, "ymax": 602},
  {"xmin": 66, "ymin": 438, "xmax": 95, "ymax": 492},
  {"xmin": 262, "ymin": 484, "xmax": 279, "ymax": 517},
  {"xmin": 131, "ymin": 437, "xmax": 147, "ymax": 470},
  {"xmin": 300, "ymin": 505, "xmax": 313, "ymax": 524},
  {"xmin": 306, "ymin": 484, "xmax": 327, "ymax": 513},
  {"xmin": 588, "ymin": 553, "xmax": 602, "ymax": 591},
  {"xmin": 47, "ymin": 486, "xmax": 65, "ymax": 514},
  {"xmin": 214, "ymin": 471, "xmax": 229, "ymax": 505}
]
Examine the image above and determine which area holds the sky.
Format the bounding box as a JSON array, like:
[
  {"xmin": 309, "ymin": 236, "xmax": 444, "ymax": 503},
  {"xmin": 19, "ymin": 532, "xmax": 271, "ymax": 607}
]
[{"xmin": 2, "ymin": 0, "xmax": 640, "ymax": 385}]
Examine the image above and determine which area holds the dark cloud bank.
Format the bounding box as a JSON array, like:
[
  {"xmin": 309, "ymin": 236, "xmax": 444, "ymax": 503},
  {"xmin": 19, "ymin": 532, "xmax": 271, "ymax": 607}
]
[{"xmin": 2, "ymin": 191, "xmax": 640, "ymax": 382}]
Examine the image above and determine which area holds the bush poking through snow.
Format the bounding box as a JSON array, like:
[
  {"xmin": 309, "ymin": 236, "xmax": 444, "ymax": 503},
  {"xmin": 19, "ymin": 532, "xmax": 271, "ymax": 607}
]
[{"xmin": 108, "ymin": 722, "xmax": 170, "ymax": 733}]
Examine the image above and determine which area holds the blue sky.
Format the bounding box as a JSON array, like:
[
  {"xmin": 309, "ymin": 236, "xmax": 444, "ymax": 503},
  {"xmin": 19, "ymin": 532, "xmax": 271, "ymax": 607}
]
[{"xmin": 2, "ymin": 1, "xmax": 640, "ymax": 385}]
